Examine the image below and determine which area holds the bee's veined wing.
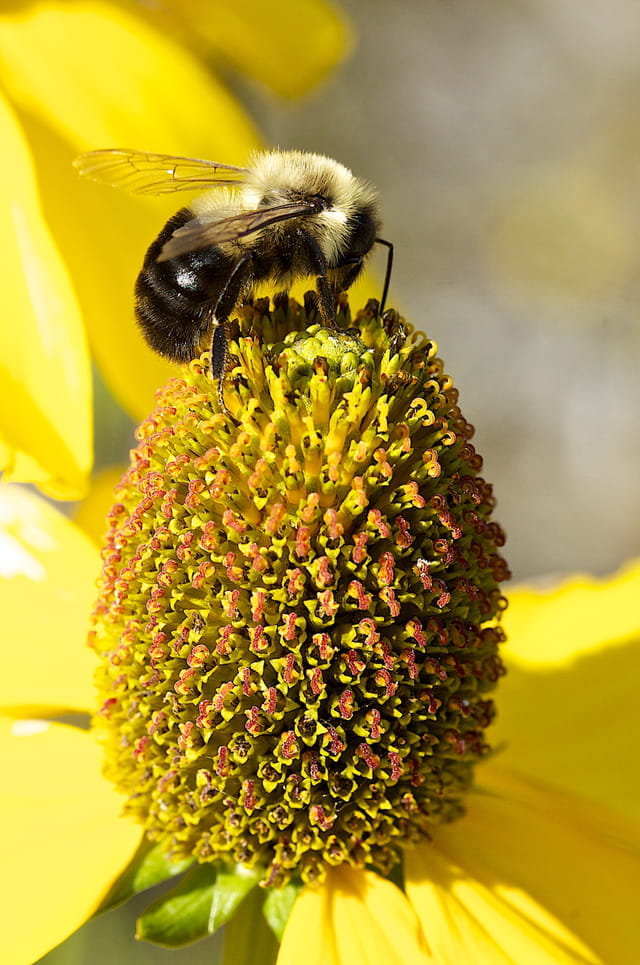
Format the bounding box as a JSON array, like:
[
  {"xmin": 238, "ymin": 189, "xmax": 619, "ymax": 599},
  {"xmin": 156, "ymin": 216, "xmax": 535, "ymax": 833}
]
[
  {"xmin": 73, "ymin": 149, "xmax": 250, "ymax": 195},
  {"xmin": 157, "ymin": 200, "xmax": 324, "ymax": 261}
]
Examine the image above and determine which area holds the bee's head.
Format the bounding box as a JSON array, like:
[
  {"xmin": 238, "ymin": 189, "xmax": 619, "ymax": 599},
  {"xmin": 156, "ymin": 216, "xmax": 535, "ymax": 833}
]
[{"xmin": 247, "ymin": 150, "xmax": 381, "ymax": 264}]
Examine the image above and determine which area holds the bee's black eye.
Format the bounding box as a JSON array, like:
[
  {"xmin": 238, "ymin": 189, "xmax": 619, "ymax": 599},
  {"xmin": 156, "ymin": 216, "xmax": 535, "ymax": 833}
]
[{"xmin": 344, "ymin": 208, "xmax": 378, "ymax": 259}]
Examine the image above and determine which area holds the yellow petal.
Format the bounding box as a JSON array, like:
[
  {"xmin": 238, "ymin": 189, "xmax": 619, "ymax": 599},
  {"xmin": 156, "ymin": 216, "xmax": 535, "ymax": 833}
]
[
  {"xmin": 0, "ymin": 1, "xmax": 259, "ymax": 156},
  {"xmin": 72, "ymin": 466, "xmax": 126, "ymax": 545},
  {"xmin": 405, "ymin": 767, "xmax": 640, "ymax": 965},
  {"xmin": 166, "ymin": 0, "xmax": 354, "ymax": 99},
  {"xmin": 278, "ymin": 866, "xmax": 431, "ymax": 965},
  {"xmin": 0, "ymin": 716, "xmax": 141, "ymax": 965},
  {"xmin": 0, "ymin": 485, "xmax": 98, "ymax": 715},
  {"xmin": 494, "ymin": 562, "xmax": 640, "ymax": 818},
  {"xmin": 503, "ymin": 559, "xmax": 640, "ymax": 668},
  {"xmin": 0, "ymin": 0, "xmax": 260, "ymax": 421},
  {"xmin": 0, "ymin": 93, "xmax": 91, "ymax": 498}
]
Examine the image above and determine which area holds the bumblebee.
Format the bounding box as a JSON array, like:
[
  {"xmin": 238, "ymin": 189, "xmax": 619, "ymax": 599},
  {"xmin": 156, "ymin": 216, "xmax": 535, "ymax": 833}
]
[{"xmin": 74, "ymin": 148, "xmax": 392, "ymax": 379}]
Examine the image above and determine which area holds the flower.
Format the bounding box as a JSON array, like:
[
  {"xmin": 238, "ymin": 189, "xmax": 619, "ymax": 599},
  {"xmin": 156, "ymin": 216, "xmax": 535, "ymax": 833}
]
[
  {"xmin": 90, "ymin": 299, "xmax": 508, "ymax": 888},
  {"xmin": 2, "ymin": 300, "xmax": 639, "ymax": 965},
  {"xmin": 0, "ymin": 0, "xmax": 350, "ymax": 498}
]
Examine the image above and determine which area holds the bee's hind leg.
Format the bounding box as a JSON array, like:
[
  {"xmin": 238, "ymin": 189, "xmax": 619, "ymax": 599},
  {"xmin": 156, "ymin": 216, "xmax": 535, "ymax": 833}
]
[
  {"xmin": 210, "ymin": 321, "xmax": 228, "ymax": 380},
  {"xmin": 208, "ymin": 254, "xmax": 254, "ymax": 377},
  {"xmin": 208, "ymin": 252, "xmax": 254, "ymax": 409}
]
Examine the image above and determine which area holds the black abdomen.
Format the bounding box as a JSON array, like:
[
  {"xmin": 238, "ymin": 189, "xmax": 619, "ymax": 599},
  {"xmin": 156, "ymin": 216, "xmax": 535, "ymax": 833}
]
[{"xmin": 135, "ymin": 208, "xmax": 234, "ymax": 362}]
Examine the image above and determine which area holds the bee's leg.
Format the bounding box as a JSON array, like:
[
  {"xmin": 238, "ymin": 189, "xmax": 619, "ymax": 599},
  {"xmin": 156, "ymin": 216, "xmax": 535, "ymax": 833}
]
[
  {"xmin": 374, "ymin": 238, "xmax": 394, "ymax": 314},
  {"xmin": 208, "ymin": 252, "xmax": 255, "ymax": 376},
  {"xmin": 272, "ymin": 290, "xmax": 291, "ymax": 311},
  {"xmin": 210, "ymin": 322, "xmax": 229, "ymax": 380},
  {"xmin": 332, "ymin": 256, "xmax": 364, "ymax": 293},
  {"xmin": 315, "ymin": 275, "xmax": 336, "ymax": 328},
  {"xmin": 208, "ymin": 253, "xmax": 254, "ymax": 405},
  {"xmin": 297, "ymin": 229, "xmax": 335, "ymax": 327}
]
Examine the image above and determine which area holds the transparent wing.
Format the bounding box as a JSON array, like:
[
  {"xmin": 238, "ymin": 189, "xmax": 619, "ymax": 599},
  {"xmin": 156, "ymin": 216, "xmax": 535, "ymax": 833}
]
[
  {"xmin": 73, "ymin": 149, "xmax": 250, "ymax": 195},
  {"xmin": 158, "ymin": 200, "xmax": 324, "ymax": 260}
]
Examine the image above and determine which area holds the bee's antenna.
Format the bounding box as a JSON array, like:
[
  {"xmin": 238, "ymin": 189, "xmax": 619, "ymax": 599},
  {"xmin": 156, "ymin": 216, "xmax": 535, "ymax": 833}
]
[{"xmin": 375, "ymin": 238, "xmax": 394, "ymax": 314}]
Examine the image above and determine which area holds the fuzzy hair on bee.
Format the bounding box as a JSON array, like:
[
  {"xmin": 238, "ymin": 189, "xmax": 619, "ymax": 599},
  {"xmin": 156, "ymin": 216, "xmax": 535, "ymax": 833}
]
[{"xmin": 73, "ymin": 148, "xmax": 392, "ymax": 382}]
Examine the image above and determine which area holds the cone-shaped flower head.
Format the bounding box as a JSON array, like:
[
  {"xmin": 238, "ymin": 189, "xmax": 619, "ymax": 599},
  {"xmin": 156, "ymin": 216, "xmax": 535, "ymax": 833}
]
[{"xmin": 90, "ymin": 296, "xmax": 509, "ymax": 887}]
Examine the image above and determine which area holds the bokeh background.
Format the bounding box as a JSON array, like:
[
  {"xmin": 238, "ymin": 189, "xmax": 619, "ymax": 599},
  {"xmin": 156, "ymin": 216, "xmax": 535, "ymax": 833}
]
[
  {"xmin": 258, "ymin": 0, "xmax": 640, "ymax": 582},
  {"xmin": 36, "ymin": 0, "xmax": 639, "ymax": 962}
]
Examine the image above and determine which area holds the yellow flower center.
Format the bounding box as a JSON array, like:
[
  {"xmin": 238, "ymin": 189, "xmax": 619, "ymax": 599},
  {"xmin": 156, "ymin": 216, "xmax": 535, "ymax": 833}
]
[{"xmin": 89, "ymin": 297, "xmax": 508, "ymax": 886}]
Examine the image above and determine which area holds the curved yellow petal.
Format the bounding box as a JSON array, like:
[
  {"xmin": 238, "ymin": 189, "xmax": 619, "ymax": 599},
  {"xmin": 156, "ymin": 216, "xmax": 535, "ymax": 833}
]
[
  {"xmin": 278, "ymin": 866, "xmax": 431, "ymax": 965},
  {"xmin": 405, "ymin": 767, "xmax": 640, "ymax": 965},
  {"xmin": 0, "ymin": 93, "xmax": 91, "ymax": 498},
  {"xmin": 504, "ymin": 559, "xmax": 640, "ymax": 668},
  {"xmin": 73, "ymin": 466, "xmax": 126, "ymax": 545},
  {"xmin": 0, "ymin": 485, "xmax": 98, "ymax": 715},
  {"xmin": 0, "ymin": 716, "xmax": 141, "ymax": 965},
  {"xmin": 494, "ymin": 562, "xmax": 640, "ymax": 818},
  {"xmin": 0, "ymin": 0, "xmax": 260, "ymax": 421},
  {"xmin": 166, "ymin": 0, "xmax": 354, "ymax": 99},
  {"xmin": 0, "ymin": 1, "xmax": 259, "ymax": 156}
]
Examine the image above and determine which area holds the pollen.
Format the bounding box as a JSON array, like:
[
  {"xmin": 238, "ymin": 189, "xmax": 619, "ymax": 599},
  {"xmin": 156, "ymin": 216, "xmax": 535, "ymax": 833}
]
[{"xmin": 89, "ymin": 296, "xmax": 509, "ymax": 886}]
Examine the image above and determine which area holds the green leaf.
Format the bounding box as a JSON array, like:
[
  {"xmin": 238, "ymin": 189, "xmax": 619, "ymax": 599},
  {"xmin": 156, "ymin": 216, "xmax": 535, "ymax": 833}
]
[
  {"xmin": 97, "ymin": 836, "xmax": 194, "ymax": 913},
  {"xmin": 136, "ymin": 864, "xmax": 218, "ymax": 947},
  {"xmin": 223, "ymin": 886, "xmax": 279, "ymax": 965},
  {"xmin": 262, "ymin": 880, "xmax": 301, "ymax": 940},
  {"xmin": 136, "ymin": 862, "xmax": 262, "ymax": 948},
  {"xmin": 209, "ymin": 863, "xmax": 263, "ymax": 932}
]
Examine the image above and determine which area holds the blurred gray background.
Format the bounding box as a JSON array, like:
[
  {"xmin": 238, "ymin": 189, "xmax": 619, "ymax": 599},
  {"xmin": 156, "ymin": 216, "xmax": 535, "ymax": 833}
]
[{"xmin": 257, "ymin": 0, "xmax": 640, "ymax": 582}]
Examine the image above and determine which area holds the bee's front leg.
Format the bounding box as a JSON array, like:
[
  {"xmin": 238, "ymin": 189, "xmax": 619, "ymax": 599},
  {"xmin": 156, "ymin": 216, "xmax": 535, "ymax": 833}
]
[{"xmin": 297, "ymin": 228, "xmax": 335, "ymax": 328}]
